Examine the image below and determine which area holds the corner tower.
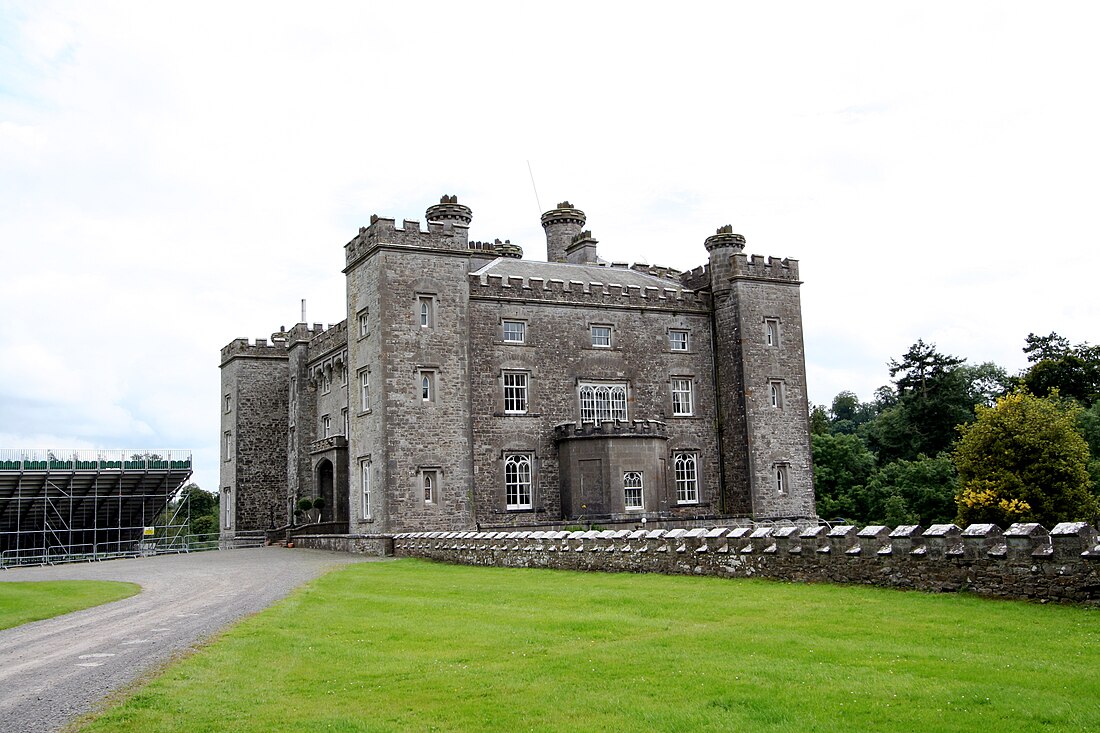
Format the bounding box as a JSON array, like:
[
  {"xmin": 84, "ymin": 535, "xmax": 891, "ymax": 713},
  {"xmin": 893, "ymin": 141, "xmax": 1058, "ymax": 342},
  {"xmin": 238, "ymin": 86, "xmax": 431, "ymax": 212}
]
[{"xmin": 707, "ymin": 226, "xmax": 815, "ymax": 520}]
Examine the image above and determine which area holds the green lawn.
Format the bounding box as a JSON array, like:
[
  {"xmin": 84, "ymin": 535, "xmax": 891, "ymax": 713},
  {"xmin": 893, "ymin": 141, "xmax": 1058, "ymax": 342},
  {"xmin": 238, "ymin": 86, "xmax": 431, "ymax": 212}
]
[
  {"xmin": 0, "ymin": 580, "xmax": 140, "ymax": 630},
  {"xmin": 80, "ymin": 559, "xmax": 1099, "ymax": 732}
]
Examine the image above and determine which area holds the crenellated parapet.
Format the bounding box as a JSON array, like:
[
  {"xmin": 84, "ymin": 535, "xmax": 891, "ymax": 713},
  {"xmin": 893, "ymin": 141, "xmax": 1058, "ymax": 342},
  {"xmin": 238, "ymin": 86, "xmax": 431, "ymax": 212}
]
[
  {"xmin": 306, "ymin": 318, "xmax": 347, "ymax": 359},
  {"xmin": 345, "ymin": 212, "xmax": 471, "ymax": 265},
  {"xmin": 729, "ymin": 253, "xmax": 800, "ymax": 282},
  {"xmin": 469, "ymin": 238, "xmax": 524, "ymax": 259},
  {"xmin": 679, "ymin": 263, "xmax": 711, "ymax": 291},
  {"xmin": 220, "ymin": 335, "xmax": 289, "ymax": 365},
  {"xmin": 468, "ymin": 272, "xmax": 711, "ymax": 312},
  {"xmin": 554, "ymin": 419, "xmax": 668, "ymax": 442},
  {"xmin": 393, "ymin": 521, "xmax": 1100, "ymax": 605},
  {"xmin": 629, "ymin": 263, "xmax": 685, "ymax": 282}
]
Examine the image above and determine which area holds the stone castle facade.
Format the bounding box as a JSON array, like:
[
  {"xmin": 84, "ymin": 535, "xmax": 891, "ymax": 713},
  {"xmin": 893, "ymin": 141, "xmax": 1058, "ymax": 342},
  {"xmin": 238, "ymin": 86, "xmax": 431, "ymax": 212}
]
[{"xmin": 219, "ymin": 196, "xmax": 815, "ymax": 537}]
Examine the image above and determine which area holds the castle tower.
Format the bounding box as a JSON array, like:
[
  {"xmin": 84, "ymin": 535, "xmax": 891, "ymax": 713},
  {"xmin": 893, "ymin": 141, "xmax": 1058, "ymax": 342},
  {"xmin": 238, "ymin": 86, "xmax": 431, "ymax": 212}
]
[
  {"xmin": 219, "ymin": 335, "xmax": 289, "ymax": 536},
  {"xmin": 343, "ymin": 196, "xmax": 477, "ymax": 533},
  {"xmin": 706, "ymin": 227, "xmax": 816, "ymax": 520},
  {"xmin": 425, "ymin": 195, "xmax": 472, "ymax": 249},
  {"xmin": 541, "ymin": 202, "xmax": 586, "ymax": 263}
]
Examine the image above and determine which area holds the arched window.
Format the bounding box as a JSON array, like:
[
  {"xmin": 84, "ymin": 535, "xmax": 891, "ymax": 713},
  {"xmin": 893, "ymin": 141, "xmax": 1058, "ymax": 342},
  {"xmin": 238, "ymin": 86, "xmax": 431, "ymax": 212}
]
[
  {"xmin": 423, "ymin": 472, "xmax": 434, "ymax": 503},
  {"xmin": 623, "ymin": 471, "xmax": 643, "ymax": 510},
  {"xmin": 775, "ymin": 465, "xmax": 787, "ymax": 494},
  {"xmin": 505, "ymin": 454, "xmax": 532, "ymax": 509},
  {"xmin": 674, "ymin": 453, "xmax": 698, "ymax": 504},
  {"xmin": 579, "ymin": 383, "xmax": 628, "ymax": 421}
]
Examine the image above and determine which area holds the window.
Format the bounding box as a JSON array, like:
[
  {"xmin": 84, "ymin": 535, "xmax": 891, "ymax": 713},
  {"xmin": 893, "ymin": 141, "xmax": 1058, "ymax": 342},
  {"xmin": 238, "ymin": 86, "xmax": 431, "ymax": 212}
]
[
  {"xmin": 675, "ymin": 453, "xmax": 699, "ymax": 504},
  {"xmin": 775, "ymin": 464, "xmax": 788, "ymax": 494},
  {"xmin": 765, "ymin": 318, "xmax": 780, "ymax": 347},
  {"xmin": 623, "ymin": 471, "xmax": 643, "ymax": 510},
  {"xmin": 222, "ymin": 487, "xmax": 232, "ymax": 529},
  {"xmin": 224, "ymin": 431, "xmax": 232, "ymax": 460},
  {"xmin": 358, "ymin": 372, "xmax": 371, "ymax": 411},
  {"xmin": 341, "ymin": 364, "xmax": 348, "ymax": 385},
  {"xmin": 503, "ymin": 320, "xmax": 526, "ymax": 344},
  {"xmin": 358, "ymin": 310, "xmax": 369, "ymax": 338},
  {"xmin": 224, "ymin": 394, "xmax": 232, "ymax": 413},
  {"xmin": 420, "ymin": 371, "xmax": 436, "ymax": 402},
  {"xmin": 579, "ymin": 382, "xmax": 628, "ymax": 421},
  {"xmin": 503, "ymin": 372, "xmax": 528, "ymax": 414},
  {"xmin": 422, "ymin": 470, "xmax": 437, "ymax": 503},
  {"xmin": 590, "ymin": 325, "xmax": 612, "ymax": 348},
  {"xmin": 360, "ymin": 459, "xmax": 372, "ymax": 519},
  {"xmin": 669, "ymin": 329, "xmax": 689, "ymax": 352},
  {"xmin": 671, "ymin": 378, "xmax": 693, "ymax": 416},
  {"xmin": 342, "ymin": 408, "xmax": 348, "ymax": 436},
  {"xmin": 505, "ymin": 454, "xmax": 532, "ymax": 509},
  {"xmin": 770, "ymin": 380, "xmax": 784, "ymax": 409},
  {"xmin": 322, "ymin": 369, "xmax": 332, "ymax": 394},
  {"xmin": 322, "ymin": 414, "xmax": 331, "ymax": 438},
  {"xmin": 418, "ymin": 295, "xmax": 435, "ymax": 328},
  {"xmin": 291, "ymin": 376, "xmax": 297, "ymax": 397}
]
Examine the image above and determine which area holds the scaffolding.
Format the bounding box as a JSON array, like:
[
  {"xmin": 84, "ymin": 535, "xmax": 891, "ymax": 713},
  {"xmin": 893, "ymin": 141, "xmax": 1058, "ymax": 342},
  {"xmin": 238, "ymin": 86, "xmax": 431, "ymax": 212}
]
[{"xmin": 0, "ymin": 449, "xmax": 199, "ymax": 568}]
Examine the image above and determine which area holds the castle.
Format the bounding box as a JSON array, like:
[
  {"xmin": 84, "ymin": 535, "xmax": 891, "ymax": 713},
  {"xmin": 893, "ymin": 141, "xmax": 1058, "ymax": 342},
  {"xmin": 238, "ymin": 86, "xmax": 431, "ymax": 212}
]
[{"xmin": 219, "ymin": 196, "xmax": 815, "ymax": 539}]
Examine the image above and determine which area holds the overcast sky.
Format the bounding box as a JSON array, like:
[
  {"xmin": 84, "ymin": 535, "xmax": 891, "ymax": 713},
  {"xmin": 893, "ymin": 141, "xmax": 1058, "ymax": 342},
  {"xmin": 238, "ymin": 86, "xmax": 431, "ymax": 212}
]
[{"xmin": 2, "ymin": 1, "xmax": 1097, "ymax": 494}]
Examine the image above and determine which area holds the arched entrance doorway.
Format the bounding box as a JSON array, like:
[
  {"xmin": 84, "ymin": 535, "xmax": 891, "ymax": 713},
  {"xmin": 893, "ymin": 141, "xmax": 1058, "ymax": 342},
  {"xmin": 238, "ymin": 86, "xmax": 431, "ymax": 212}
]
[{"xmin": 315, "ymin": 459, "xmax": 334, "ymax": 522}]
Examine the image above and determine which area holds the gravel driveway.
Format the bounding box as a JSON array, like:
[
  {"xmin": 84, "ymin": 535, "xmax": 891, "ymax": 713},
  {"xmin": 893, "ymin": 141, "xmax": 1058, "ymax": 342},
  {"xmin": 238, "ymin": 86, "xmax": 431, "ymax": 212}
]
[{"xmin": 0, "ymin": 547, "xmax": 376, "ymax": 732}]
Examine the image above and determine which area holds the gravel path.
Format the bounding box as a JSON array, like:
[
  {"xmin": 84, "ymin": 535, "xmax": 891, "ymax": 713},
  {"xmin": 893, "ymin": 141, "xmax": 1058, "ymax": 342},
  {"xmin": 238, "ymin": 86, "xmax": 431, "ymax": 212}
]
[{"xmin": 0, "ymin": 547, "xmax": 377, "ymax": 732}]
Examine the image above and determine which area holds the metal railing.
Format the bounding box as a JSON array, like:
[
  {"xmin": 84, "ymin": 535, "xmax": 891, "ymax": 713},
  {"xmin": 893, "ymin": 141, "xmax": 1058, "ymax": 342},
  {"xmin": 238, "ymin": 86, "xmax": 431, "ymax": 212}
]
[
  {"xmin": 0, "ymin": 532, "xmax": 267, "ymax": 569},
  {"xmin": 0, "ymin": 449, "xmax": 192, "ymax": 472}
]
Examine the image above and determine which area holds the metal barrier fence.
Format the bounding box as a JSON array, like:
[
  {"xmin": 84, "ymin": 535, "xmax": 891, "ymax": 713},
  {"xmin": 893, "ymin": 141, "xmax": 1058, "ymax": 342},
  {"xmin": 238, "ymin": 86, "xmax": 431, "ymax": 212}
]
[
  {"xmin": 0, "ymin": 532, "xmax": 267, "ymax": 569},
  {"xmin": 0, "ymin": 449, "xmax": 192, "ymax": 472}
]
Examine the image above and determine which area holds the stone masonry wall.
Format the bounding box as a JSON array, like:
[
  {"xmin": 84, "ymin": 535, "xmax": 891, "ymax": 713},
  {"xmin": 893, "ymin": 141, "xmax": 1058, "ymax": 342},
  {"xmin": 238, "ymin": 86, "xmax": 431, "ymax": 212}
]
[
  {"xmin": 468, "ymin": 292, "xmax": 721, "ymax": 528},
  {"xmin": 394, "ymin": 522, "xmax": 1100, "ymax": 605},
  {"xmin": 219, "ymin": 339, "xmax": 289, "ymax": 532}
]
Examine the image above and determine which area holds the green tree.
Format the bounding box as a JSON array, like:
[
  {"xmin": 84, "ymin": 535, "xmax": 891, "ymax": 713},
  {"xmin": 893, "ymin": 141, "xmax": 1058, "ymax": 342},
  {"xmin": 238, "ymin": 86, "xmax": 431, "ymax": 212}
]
[
  {"xmin": 862, "ymin": 455, "xmax": 958, "ymax": 526},
  {"xmin": 1020, "ymin": 332, "xmax": 1100, "ymax": 405},
  {"xmin": 867, "ymin": 341, "xmax": 983, "ymax": 462},
  {"xmin": 828, "ymin": 391, "xmax": 878, "ymax": 435},
  {"xmin": 812, "ymin": 433, "xmax": 876, "ymax": 520},
  {"xmin": 175, "ymin": 484, "xmax": 219, "ymax": 536},
  {"xmin": 954, "ymin": 391, "xmax": 1098, "ymax": 526}
]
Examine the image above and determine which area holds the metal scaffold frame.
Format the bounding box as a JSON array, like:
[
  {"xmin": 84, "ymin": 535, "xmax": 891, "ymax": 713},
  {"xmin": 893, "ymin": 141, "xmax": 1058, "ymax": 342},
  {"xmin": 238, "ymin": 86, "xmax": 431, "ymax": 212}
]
[{"xmin": 0, "ymin": 449, "xmax": 212, "ymax": 568}]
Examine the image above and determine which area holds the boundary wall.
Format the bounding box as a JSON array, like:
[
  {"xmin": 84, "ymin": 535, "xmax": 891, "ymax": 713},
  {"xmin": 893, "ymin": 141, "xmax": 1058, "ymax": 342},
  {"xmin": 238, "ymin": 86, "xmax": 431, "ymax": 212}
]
[{"xmin": 394, "ymin": 522, "xmax": 1100, "ymax": 605}]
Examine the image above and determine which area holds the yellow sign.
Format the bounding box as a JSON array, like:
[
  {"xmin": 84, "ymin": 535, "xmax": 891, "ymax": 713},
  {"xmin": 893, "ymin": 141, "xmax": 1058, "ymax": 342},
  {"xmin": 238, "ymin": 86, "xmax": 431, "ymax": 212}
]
[{"xmin": 143, "ymin": 526, "xmax": 155, "ymax": 536}]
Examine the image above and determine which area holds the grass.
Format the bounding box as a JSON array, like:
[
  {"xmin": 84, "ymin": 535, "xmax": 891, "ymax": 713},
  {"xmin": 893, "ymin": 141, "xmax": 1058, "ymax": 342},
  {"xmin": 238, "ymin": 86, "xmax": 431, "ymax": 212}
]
[
  {"xmin": 80, "ymin": 559, "xmax": 1099, "ymax": 732},
  {"xmin": 0, "ymin": 580, "xmax": 140, "ymax": 630}
]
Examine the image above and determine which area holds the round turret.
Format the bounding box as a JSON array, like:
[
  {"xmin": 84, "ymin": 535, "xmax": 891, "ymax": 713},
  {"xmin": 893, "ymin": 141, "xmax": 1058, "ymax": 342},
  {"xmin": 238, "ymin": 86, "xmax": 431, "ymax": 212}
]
[
  {"xmin": 426, "ymin": 194, "xmax": 473, "ymax": 226},
  {"xmin": 541, "ymin": 201, "xmax": 586, "ymax": 262},
  {"xmin": 704, "ymin": 225, "xmax": 746, "ymax": 252}
]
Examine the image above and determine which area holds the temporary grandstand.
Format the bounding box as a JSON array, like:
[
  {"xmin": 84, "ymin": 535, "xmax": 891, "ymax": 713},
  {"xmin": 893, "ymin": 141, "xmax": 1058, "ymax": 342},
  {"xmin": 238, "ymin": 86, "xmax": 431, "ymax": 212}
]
[{"xmin": 0, "ymin": 449, "xmax": 194, "ymax": 567}]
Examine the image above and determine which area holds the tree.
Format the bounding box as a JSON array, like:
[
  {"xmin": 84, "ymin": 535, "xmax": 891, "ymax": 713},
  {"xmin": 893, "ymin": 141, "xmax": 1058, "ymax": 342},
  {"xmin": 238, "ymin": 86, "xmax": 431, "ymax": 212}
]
[
  {"xmin": 868, "ymin": 341, "xmax": 983, "ymax": 462},
  {"xmin": 954, "ymin": 391, "xmax": 1098, "ymax": 527},
  {"xmin": 812, "ymin": 433, "xmax": 876, "ymax": 520},
  {"xmin": 175, "ymin": 484, "xmax": 219, "ymax": 536},
  {"xmin": 828, "ymin": 391, "xmax": 878, "ymax": 435},
  {"xmin": 1019, "ymin": 332, "xmax": 1100, "ymax": 405},
  {"xmin": 862, "ymin": 455, "xmax": 958, "ymax": 526}
]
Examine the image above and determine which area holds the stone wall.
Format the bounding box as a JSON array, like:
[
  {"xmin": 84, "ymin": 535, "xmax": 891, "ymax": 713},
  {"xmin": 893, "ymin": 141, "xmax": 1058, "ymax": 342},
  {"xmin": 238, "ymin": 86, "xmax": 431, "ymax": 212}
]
[
  {"xmin": 290, "ymin": 533, "xmax": 393, "ymax": 555},
  {"xmin": 393, "ymin": 522, "xmax": 1100, "ymax": 605}
]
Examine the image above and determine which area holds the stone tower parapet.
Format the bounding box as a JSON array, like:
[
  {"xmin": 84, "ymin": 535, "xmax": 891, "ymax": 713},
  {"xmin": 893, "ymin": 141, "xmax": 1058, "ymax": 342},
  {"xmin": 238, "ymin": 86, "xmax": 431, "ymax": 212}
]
[
  {"xmin": 345, "ymin": 197, "xmax": 473, "ymax": 267},
  {"xmin": 541, "ymin": 202, "xmax": 586, "ymax": 263},
  {"xmin": 467, "ymin": 272, "xmax": 711, "ymax": 313}
]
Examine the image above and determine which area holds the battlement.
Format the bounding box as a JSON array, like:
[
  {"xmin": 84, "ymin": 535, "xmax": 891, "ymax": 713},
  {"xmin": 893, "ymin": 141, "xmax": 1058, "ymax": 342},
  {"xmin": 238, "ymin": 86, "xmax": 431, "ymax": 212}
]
[
  {"xmin": 679, "ymin": 263, "xmax": 711, "ymax": 290},
  {"xmin": 285, "ymin": 321, "xmax": 339, "ymax": 347},
  {"xmin": 629, "ymin": 263, "xmax": 686, "ymax": 282},
  {"xmin": 220, "ymin": 335, "xmax": 289, "ymax": 364},
  {"xmin": 729, "ymin": 253, "xmax": 800, "ymax": 282},
  {"xmin": 468, "ymin": 271, "xmax": 711, "ymax": 312},
  {"xmin": 307, "ymin": 318, "xmax": 348, "ymax": 358},
  {"xmin": 469, "ymin": 239, "xmax": 524, "ymax": 259},
  {"xmin": 394, "ymin": 521, "xmax": 1100, "ymax": 605},
  {"xmin": 345, "ymin": 212, "xmax": 471, "ymax": 265},
  {"xmin": 554, "ymin": 419, "xmax": 669, "ymax": 441}
]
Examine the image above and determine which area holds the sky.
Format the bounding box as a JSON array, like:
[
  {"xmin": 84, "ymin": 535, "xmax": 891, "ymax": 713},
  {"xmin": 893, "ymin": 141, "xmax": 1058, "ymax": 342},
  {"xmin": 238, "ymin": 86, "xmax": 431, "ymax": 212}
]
[{"xmin": 2, "ymin": 1, "xmax": 1097, "ymax": 494}]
